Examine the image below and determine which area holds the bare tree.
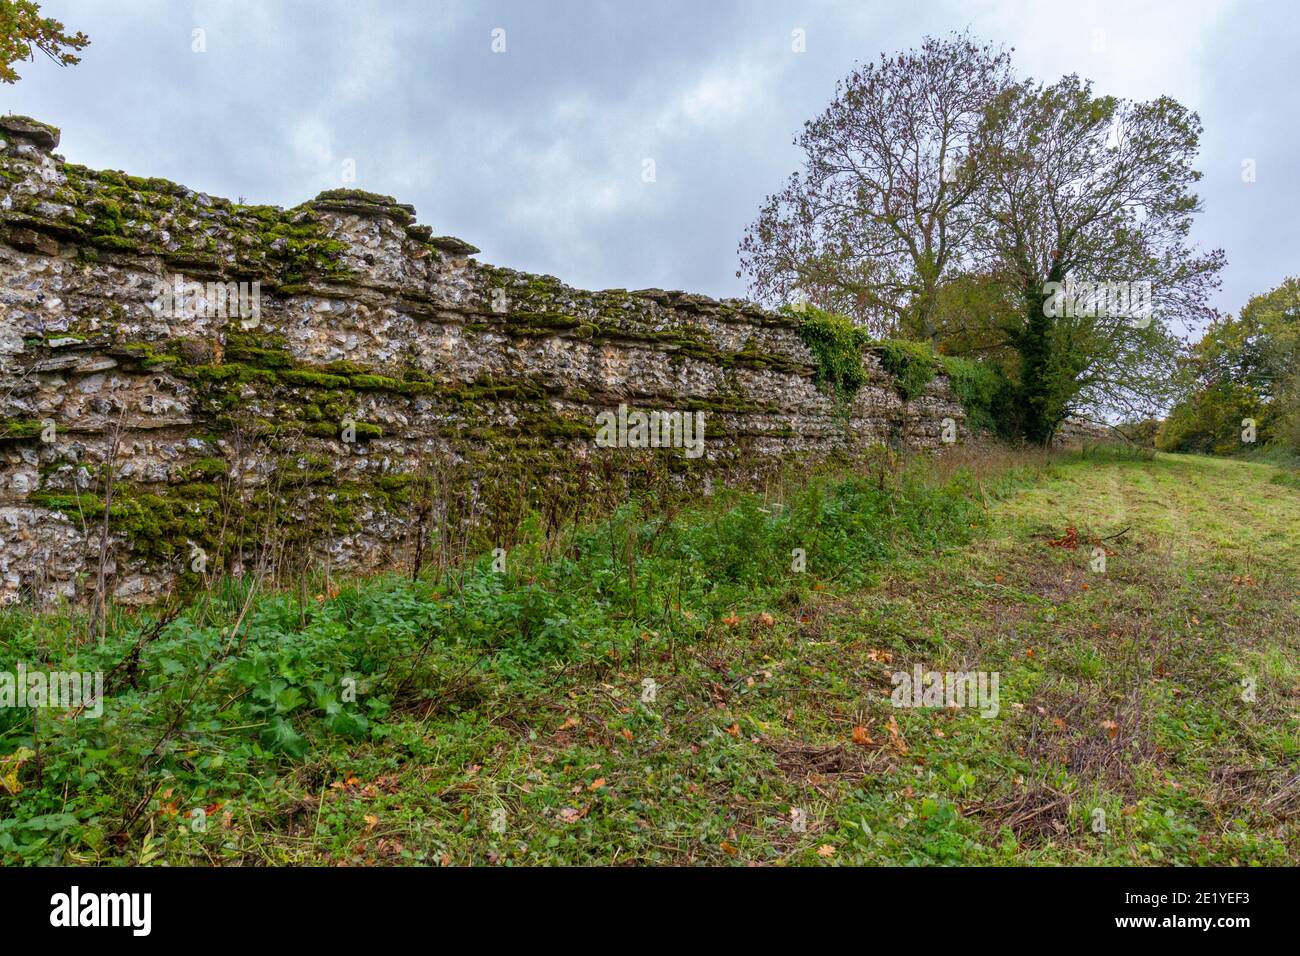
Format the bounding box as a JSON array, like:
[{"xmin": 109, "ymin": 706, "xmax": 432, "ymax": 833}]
[{"xmin": 738, "ymin": 31, "xmax": 1014, "ymax": 338}]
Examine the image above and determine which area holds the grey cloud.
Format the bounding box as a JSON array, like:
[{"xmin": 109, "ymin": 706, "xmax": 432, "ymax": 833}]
[{"xmin": 5, "ymin": 0, "xmax": 1294, "ymax": 321}]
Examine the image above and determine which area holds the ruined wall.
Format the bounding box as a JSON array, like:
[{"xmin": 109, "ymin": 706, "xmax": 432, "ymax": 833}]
[{"xmin": 0, "ymin": 116, "xmax": 968, "ymax": 606}]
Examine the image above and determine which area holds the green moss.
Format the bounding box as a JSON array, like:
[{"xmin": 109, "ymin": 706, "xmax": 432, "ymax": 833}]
[
  {"xmin": 281, "ymin": 369, "xmax": 352, "ymax": 389},
  {"xmin": 303, "ymin": 420, "xmax": 382, "ymax": 440},
  {"xmin": 120, "ymin": 341, "xmax": 183, "ymax": 369},
  {"xmin": 7, "ymin": 156, "xmax": 352, "ymax": 287},
  {"xmin": 0, "ymin": 419, "xmax": 45, "ymax": 443},
  {"xmin": 314, "ymin": 188, "xmax": 399, "ymax": 206},
  {"xmin": 0, "ymin": 115, "xmax": 61, "ymax": 143},
  {"xmin": 30, "ymin": 484, "xmax": 222, "ymax": 565},
  {"xmin": 89, "ymin": 234, "xmax": 142, "ymax": 252},
  {"xmin": 181, "ymin": 457, "xmax": 229, "ymax": 481},
  {"xmin": 348, "ymin": 373, "xmax": 404, "ymax": 391}
]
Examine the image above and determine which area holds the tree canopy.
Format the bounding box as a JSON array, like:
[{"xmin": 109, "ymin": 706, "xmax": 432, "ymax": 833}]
[
  {"xmin": 738, "ymin": 32, "xmax": 1014, "ymax": 341},
  {"xmin": 1159, "ymin": 277, "xmax": 1300, "ymax": 455},
  {"xmin": 0, "ymin": 0, "xmax": 88, "ymax": 84},
  {"xmin": 740, "ymin": 34, "xmax": 1224, "ymax": 444}
]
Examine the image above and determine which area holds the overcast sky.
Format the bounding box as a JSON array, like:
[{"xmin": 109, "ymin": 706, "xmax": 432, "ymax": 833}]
[{"xmin": 4, "ymin": 0, "xmax": 1296, "ymax": 331}]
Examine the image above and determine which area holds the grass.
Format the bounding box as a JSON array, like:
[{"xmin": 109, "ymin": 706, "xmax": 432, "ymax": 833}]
[{"xmin": 1, "ymin": 447, "xmax": 1297, "ymax": 866}]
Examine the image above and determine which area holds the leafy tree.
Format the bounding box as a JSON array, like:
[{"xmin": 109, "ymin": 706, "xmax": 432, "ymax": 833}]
[
  {"xmin": 741, "ymin": 39, "xmax": 1224, "ymax": 445},
  {"xmin": 1221, "ymin": 277, "xmax": 1300, "ymax": 402},
  {"xmin": 975, "ymin": 76, "xmax": 1224, "ymax": 443},
  {"xmin": 0, "ymin": 0, "xmax": 88, "ymax": 84},
  {"xmin": 1157, "ymin": 380, "xmax": 1266, "ymax": 455},
  {"xmin": 1159, "ymin": 277, "xmax": 1300, "ymax": 454},
  {"xmin": 738, "ymin": 32, "xmax": 1014, "ymax": 339}
]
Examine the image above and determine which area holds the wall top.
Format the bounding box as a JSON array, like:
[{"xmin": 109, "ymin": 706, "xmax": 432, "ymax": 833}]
[{"xmin": 0, "ymin": 115, "xmax": 60, "ymax": 150}]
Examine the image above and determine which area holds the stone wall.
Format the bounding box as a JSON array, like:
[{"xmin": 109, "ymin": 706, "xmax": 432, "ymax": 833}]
[{"xmin": 0, "ymin": 116, "xmax": 968, "ymax": 606}]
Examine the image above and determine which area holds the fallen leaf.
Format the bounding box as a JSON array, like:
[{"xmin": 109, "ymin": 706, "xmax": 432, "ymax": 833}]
[
  {"xmin": 885, "ymin": 716, "xmax": 909, "ymax": 755},
  {"xmin": 1048, "ymin": 527, "xmax": 1080, "ymax": 550},
  {"xmin": 851, "ymin": 725, "xmax": 874, "ymax": 747}
]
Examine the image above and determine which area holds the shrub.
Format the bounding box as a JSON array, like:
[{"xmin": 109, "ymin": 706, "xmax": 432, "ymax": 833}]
[
  {"xmin": 875, "ymin": 340, "xmax": 938, "ymax": 400},
  {"xmin": 937, "ymin": 355, "xmax": 1008, "ymax": 433},
  {"xmin": 791, "ymin": 305, "xmax": 872, "ymax": 400}
]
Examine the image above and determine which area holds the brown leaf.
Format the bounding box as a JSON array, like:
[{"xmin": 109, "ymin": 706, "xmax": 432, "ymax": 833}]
[{"xmin": 885, "ymin": 715, "xmax": 909, "ymax": 755}]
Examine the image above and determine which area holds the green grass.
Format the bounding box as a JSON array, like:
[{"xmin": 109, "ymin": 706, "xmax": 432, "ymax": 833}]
[{"xmin": 2, "ymin": 449, "xmax": 1297, "ymax": 866}]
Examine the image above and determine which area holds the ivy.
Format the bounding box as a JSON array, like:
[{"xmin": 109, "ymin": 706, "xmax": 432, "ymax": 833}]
[
  {"xmin": 792, "ymin": 307, "xmax": 1006, "ymax": 429},
  {"xmin": 937, "ymin": 355, "xmax": 1008, "ymax": 432},
  {"xmin": 876, "ymin": 339, "xmax": 939, "ymax": 400},
  {"xmin": 792, "ymin": 305, "xmax": 872, "ymax": 400}
]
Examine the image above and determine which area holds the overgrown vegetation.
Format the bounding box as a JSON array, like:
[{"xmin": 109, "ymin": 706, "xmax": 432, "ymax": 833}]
[
  {"xmin": 794, "ymin": 305, "xmax": 1007, "ymax": 432},
  {"xmin": 791, "ymin": 305, "xmax": 873, "ymax": 399},
  {"xmin": 938, "ymin": 355, "xmax": 1007, "ymax": 433},
  {"xmin": 875, "ymin": 340, "xmax": 939, "ymax": 400},
  {"xmin": 1, "ymin": 450, "xmax": 999, "ymax": 864},
  {"xmin": 5, "ymin": 447, "xmax": 1293, "ymax": 866},
  {"xmin": 1159, "ymin": 275, "xmax": 1300, "ymax": 458}
]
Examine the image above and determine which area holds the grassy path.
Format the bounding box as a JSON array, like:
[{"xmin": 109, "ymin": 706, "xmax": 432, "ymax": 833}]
[{"xmin": 268, "ymin": 452, "xmax": 1298, "ymax": 865}]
